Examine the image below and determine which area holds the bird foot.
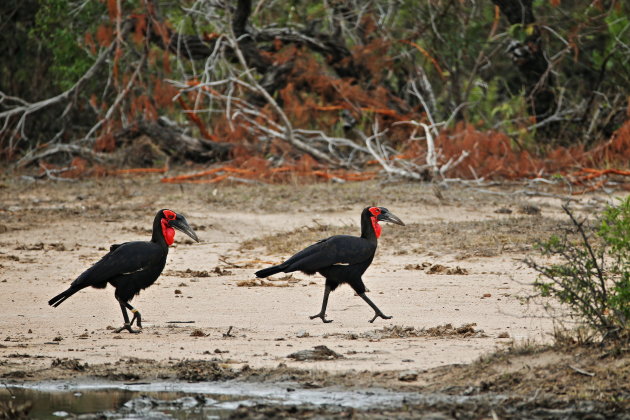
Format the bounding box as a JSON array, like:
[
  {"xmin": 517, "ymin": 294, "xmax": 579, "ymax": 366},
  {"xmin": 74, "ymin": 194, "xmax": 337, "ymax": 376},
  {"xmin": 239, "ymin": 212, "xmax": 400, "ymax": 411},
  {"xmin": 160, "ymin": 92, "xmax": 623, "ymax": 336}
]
[
  {"xmin": 309, "ymin": 313, "xmax": 333, "ymax": 323},
  {"xmin": 113, "ymin": 323, "xmax": 142, "ymax": 334},
  {"xmin": 133, "ymin": 319, "xmax": 142, "ymax": 329},
  {"xmin": 368, "ymin": 312, "xmax": 392, "ymax": 323}
]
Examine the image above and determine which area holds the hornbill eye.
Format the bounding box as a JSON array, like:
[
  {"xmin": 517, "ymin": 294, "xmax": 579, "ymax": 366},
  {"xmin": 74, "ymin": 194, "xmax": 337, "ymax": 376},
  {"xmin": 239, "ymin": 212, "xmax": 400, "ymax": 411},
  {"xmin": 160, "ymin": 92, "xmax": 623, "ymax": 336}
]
[
  {"xmin": 369, "ymin": 207, "xmax": 381, "ymax": 216},
  {"xmin": 163, "ymin": 210, "xmax": 176, "ymax": 220}
]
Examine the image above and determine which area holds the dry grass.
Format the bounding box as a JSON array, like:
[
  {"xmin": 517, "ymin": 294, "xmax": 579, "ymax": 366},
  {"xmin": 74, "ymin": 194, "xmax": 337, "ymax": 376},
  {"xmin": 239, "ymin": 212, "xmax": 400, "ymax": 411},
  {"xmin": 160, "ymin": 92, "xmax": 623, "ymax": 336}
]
[
  {"xmin": 405, "ymin": 263, "xmax": 469, "ymax": 274},
  {"xmin": 164, "ymin": 268, "xmax": 213, "ymax": 278},
  {"xmin": 381, "ymin": 217, "xmax": 576, "ymax": 257},
  {"xmin": 240, "ymin": 223, "xmax": 351, "ymax": 255},
  {"xmin": 236, "ymin": 274, "xmax": 302, "ymax": 287},
  {"xmin": 326, "ymin": 323, "xmax": 488, "ymax": 340},
  {"xmin": 203, "ymin": 179, "xmax": 440, "ymax": 213}
]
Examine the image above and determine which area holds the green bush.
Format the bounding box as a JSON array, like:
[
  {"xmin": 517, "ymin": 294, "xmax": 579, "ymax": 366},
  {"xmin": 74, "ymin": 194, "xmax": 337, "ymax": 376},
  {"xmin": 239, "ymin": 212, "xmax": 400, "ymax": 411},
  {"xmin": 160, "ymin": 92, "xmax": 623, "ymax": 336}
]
[{"xmin": 527, "ymin": 196, "xmax": 630, "ymax": 342}]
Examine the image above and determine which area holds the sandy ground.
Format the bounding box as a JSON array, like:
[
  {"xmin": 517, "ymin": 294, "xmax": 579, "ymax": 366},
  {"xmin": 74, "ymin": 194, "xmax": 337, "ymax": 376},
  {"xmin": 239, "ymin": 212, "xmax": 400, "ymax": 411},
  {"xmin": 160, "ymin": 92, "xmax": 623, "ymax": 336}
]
[{"xmin": 0, "ymin": 176, "xmax": 613, "ymax": 376}]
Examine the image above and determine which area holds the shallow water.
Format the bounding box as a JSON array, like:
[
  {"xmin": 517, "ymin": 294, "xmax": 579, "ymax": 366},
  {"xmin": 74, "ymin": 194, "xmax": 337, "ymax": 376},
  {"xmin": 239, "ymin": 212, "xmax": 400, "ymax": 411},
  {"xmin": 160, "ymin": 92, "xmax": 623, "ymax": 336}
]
[
  {"xmin": 1, "ymin": 380, "xmax": 424, "ymax": 419},
  {"xmin": 2, "ymin": 380, "xmax": 623, "ymax": 419}
]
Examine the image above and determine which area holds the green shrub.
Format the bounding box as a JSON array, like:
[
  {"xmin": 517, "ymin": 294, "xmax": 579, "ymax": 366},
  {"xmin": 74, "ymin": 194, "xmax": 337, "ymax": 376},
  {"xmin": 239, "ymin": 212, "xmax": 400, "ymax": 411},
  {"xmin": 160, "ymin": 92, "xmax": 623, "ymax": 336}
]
[{"xmin": 527, "ymin": 196, "xmax": 630, "ymax": 342}]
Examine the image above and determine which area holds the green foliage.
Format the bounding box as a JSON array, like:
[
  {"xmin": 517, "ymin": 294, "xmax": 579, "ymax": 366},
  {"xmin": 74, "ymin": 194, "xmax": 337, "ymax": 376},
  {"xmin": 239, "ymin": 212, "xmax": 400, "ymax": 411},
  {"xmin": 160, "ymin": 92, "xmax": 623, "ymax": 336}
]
[
  {"xmin": 600, "ymin": 196, "xmax": 630, "ymax": 262},
  {"xmin": 528, "ymin": 197, "xmax": 630, "ymax": 342},
  {"xmin": 401, "ymin": 0, "xmax": 630, "ymax": 144},
  {"xmin": 30, "ymin": 0, "xmax": 104, "ymax": 91},
  {"xmin": 507, "ymin": 23, "xmax": 535, "ymax": 42},
  {"xmin": 599, "ymin": 196, "xmax": 630, "ymax": 324}
]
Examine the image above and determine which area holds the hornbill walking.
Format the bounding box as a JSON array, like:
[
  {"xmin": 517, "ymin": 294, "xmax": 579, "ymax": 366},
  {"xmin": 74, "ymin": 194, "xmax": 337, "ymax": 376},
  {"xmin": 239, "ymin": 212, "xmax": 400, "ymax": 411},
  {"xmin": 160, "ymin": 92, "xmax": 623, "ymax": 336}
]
[
  {"xmin": 48, "ymin": 209, "xmax": 199, "ymax": 333},
  {"xmin": 255, "ymin": 207, "xmax": 404, "ymax": 323}
]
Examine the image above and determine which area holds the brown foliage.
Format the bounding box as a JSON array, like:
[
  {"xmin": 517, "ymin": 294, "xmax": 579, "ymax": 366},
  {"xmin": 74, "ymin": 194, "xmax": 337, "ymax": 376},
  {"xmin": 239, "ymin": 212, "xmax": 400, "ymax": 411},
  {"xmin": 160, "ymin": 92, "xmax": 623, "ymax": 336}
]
[
  {"xmin": 96, "ymin": 24, "xmax": 113, "ymax": 47},
  {"xmin": 84, "ymin": 32, "xmax": 96, "ymax": 55},
  {"xmin": 350, "ymin": 38, "xmax": 392, "ymax": 84},
  {"xmin": 106, "ymin": 0, "xmax": 119, "ymax": 21},
  {"xmin": 152, "ymin": 78, "xmax": 178, "ymax": 108},
  {"xmin": 132, "ymin": 13, "xmax": 147, "ymax": 46},
  {"xmin": 95, "ymin": 132, "xmax": 115, "ymax": 153},
  {"xmin": 423, "ymin": 120, "xmax": 630, "ymax": 192},
  {"xmin": 588, "ymin": 118, "xmax": 630, "ymax": 166},
  {"xmin": 432, "ymin": 123, "xmax": 538, "ymax": 179}
]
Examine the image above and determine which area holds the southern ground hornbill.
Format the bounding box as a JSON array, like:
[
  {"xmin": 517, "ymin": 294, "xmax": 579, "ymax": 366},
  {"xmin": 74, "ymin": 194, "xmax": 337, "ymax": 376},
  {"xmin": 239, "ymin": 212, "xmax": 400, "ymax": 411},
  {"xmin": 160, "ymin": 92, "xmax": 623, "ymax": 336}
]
[
  {"xmin": 255, "ymin": 207, "xmax": 405, "ymax": 323},
  {"xmin": 48, "ymin": 209, "xmax": 199, "ymax": 333}
]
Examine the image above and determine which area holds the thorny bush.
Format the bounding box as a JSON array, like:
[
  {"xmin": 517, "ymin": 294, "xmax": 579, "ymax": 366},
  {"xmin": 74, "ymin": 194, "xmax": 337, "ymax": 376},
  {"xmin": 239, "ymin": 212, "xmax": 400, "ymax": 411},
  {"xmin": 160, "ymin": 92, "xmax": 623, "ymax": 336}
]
[{"xmin": 526, "ymin": 196, "xmax": 630, "ymax": 343}]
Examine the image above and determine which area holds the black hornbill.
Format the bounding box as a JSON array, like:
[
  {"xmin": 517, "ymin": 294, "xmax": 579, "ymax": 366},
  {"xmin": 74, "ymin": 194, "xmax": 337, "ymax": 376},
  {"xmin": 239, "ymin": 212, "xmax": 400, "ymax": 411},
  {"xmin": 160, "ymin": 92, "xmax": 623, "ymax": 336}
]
[
  {"xmin": 48, "ymin": 209, "xmax": 199, "ymax": 333},
  {"xmin": 255, "ymin": 207, "xmax": 405, "ymax": 323}
]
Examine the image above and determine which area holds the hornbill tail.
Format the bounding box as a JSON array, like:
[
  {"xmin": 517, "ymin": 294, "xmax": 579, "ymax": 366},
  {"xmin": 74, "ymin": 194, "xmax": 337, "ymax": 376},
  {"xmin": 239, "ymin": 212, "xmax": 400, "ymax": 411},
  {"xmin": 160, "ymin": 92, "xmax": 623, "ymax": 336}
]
[
  {"xmin": 48, "ymin": 288, "xmax": 77, "ymax": 307},
  {"xmin": 255, "ymin": 264, "xmax": 287, "ymax": 278}
]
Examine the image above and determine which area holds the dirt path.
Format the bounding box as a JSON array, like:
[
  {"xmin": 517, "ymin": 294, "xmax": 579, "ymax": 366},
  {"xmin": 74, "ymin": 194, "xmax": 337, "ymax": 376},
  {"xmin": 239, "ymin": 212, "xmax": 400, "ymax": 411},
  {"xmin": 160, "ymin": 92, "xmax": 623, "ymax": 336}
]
[{"xmin": 0, "ymin": 177, "xmax": 609, "ymax": 377}]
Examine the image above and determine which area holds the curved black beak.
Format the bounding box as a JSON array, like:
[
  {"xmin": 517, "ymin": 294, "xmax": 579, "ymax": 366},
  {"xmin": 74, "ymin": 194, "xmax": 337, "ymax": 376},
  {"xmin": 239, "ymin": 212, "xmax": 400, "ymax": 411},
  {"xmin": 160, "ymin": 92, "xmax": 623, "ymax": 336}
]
[
  {"xmin": 171, "ymin": 214, "xmax": 200, "ymax": 242},
  {"xmin": 377, "ymin": 209, "xmax": 405, "ymax": 226}
]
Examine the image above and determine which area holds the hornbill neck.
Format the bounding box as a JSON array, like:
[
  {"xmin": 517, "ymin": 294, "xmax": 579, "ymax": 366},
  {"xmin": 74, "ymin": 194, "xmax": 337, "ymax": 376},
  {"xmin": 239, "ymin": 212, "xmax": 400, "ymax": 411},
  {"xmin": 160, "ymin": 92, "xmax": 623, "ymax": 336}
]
[
  {"xmin": 151, "ymin": 212, "xmax": 171, "ymax": 250},
  {"xmin": 360, "ymin": 208, "xmax": 380, "ymax": 243}
]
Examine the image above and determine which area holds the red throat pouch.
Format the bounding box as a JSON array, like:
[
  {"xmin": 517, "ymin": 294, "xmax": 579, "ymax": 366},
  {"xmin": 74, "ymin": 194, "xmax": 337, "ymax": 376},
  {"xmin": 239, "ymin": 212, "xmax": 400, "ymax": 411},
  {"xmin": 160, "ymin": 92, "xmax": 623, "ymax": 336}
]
[
  {"xmin": 371, "ymin": 216, "xmax": 382, "ymax": 238},
  {"xmin": 161, "ymin": 218, "xmax": 175, "ymax": 245}
]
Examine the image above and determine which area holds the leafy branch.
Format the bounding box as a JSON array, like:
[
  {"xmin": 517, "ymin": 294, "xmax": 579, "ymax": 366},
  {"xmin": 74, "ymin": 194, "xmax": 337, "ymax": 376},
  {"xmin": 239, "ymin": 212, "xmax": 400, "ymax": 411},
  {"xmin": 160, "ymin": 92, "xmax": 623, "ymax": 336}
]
[{"xmin": 525, "ymin": 198, "xmax": 630, "ymax": 342}]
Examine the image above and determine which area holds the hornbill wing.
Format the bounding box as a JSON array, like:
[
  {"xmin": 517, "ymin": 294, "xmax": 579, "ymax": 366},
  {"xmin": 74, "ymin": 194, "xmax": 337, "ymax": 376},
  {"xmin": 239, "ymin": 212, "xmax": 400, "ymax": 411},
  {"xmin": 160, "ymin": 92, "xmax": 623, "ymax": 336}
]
[
  {"xmin": 109, "ymin": 242, "xmax": 129, "ymax": 252},
  {"xmin": 284, "ymin": 235, "xmax": 376, "ymax": 273},
  {"xmin": 70, "ymin": 241, "xmax": 163, "ymax": 288}
]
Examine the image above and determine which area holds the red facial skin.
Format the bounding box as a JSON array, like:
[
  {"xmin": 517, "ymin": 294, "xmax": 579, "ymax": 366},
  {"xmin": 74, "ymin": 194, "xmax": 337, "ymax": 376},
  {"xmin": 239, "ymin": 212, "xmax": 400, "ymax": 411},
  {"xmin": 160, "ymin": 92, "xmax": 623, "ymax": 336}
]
[
  {"xmin": 161, "ymin": 210, "xmax": 176, "ymax": 246},
  {"xmin": 368, "ymin": 207, "xmax": 382, "ymax": 238}
]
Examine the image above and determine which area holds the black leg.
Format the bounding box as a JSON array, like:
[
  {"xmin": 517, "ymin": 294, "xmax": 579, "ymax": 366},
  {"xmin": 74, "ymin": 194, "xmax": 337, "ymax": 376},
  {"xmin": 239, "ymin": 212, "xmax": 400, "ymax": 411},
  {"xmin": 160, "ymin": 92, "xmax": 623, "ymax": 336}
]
[
  {"xmin": 359, "ymin": 293, "xmax": 392, "ymax": 323},
  {"xmin": 123, "ymin": 301, "xmax": 142, "ymax": 329},
  {"xmin": 113, "ymin": 299, "xmax": 142, "ymax": 334},
  {"xmin": 310, "ymin": 285, "xmax": 333, "ymax": 323}
]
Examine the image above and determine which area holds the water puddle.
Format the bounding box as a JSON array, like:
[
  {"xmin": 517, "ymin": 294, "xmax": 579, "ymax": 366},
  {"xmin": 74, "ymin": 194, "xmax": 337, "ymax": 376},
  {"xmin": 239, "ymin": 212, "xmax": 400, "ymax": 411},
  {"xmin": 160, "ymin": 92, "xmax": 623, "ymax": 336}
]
[
  {"xmin": 2, "ymin": 380, "xmax": 614, "ymax": 419},
  {"xmin": 1, "ymin": 380, "xmax": 428, "ymax": 419}
]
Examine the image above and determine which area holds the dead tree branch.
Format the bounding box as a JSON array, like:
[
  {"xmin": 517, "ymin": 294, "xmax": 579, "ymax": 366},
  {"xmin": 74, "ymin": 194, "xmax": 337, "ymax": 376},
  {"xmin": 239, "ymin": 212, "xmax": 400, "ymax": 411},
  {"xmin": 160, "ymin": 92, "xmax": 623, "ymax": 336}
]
[
  {"xmin": 17, "ymin": 144, "xmax": 113, "ymax": 168},
  {"xmin": 5, "ymin": 22, "xmax": 132, "ymax": 165}
]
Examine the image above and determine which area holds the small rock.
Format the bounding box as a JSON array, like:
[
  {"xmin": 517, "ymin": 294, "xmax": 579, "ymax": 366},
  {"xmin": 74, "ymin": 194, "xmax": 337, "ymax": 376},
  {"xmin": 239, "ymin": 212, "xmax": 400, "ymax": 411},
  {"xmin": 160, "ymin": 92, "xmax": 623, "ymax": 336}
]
[
  {"xmin": 287, "ymin": 345, "xmax": 344, "ymax": 361},
  {"xmin": 427, "ymin": 264, "xmax": 447, "ymax": 274},
  {"xmin": 51, "ymin": 358, "xmax": 86, "ymax": 371},
  {"xmin": 398, "ymin": 370, "xmax": 419, "ymax": 382},
  {"xmin": 296, "ymin": 330, "xmax": 310, "ymax": 338},
  {"xmin": 497, "ymin": 331, "xmax": 510, "ymax": 338},
  {"xmin": 190, "ymin": 329, "xmax": 205, "ymax": 337},
  {"xmin": 519, "ymin": 204, "xmax": 541, "ymax": 215}
]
